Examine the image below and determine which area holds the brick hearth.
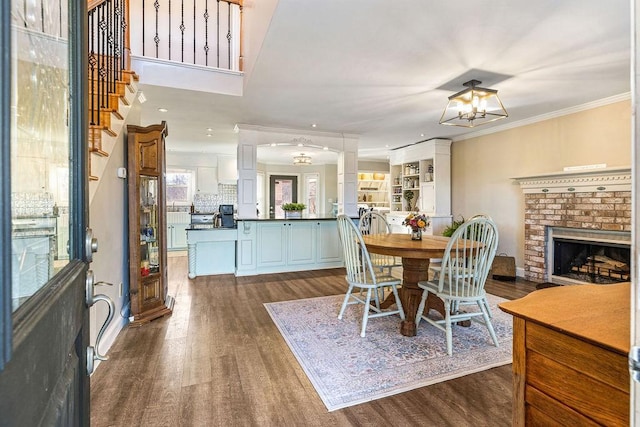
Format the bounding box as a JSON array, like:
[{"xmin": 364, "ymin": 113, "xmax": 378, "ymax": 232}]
[{"xmin": 523, "ymin": 191, "xmax": 631, "ymax": 282}]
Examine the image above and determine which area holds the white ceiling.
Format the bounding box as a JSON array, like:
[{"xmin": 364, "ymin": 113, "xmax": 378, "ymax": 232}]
[{"xmin": 139, "ymin": 0, "xmax": 631, "ymax": 165}]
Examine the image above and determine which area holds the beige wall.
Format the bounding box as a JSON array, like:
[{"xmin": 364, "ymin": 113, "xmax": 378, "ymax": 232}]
[{"xmin": 451, "ymin": 100, "xmax": 631, "ymax": 274}]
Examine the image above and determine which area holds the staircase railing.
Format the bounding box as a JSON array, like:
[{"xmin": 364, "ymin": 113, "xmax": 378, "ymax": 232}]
[
  {"xmin": 130, "ymin": 0, "xmax": 243, "ymax": 71},
  {"xmin": 88, "ymin": 0, "xmax": 130, "ymax": 135}
]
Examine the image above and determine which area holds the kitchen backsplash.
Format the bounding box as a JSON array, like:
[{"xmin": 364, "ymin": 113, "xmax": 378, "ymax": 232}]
[
  {"xmin": 12, "ymin": 192, "xmax": 55, "ymax": 217},
  {"xmin": 169, "ymin": 184, "xmax": 238, "ymax": 213}
]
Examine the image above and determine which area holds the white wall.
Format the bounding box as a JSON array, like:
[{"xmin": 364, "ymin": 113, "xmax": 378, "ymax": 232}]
[
  {"xmin": 450, "ymin": 100, "xmax": 631, "ymax": 274},
  {"xmin": 88, "ymin": 103, "xmax": 142, "ymax": 361}
]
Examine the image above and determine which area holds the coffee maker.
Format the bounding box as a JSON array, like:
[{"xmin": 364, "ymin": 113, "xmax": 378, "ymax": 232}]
[{"xmin": 219, "ymin": 204, "xmax": 235, "ymax": 228}]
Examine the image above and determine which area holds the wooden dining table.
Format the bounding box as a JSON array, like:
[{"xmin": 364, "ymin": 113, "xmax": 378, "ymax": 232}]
[{"xmin": 362, "ymin": 233, "xmax": 451, "ymax": 337}]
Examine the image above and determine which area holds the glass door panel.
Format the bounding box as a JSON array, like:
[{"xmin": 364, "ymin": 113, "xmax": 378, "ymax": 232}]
[{"xmin": 10, "ymin": 0, "xmax": 70, "ymax": 311}]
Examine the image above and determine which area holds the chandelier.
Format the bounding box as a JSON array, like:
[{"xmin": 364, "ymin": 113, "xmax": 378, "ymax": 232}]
[
  {"xmin": 439, "ymin": 79, "xmax": 508, "ymax": 128},
  {"xmin": 293, "ymin": 153, "xmax": 312, "ymax": 165}
]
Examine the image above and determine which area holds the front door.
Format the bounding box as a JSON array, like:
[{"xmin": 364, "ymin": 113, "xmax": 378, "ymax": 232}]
[
  {"xmin": 0, "ymin": 1, "xmax": 92, "ymax": 425},
  {"xmin": 269, "ymin": 175, "xmax": 298, "ymax": 218}
]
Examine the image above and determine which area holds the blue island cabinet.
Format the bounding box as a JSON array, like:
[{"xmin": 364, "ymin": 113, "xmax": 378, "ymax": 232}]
[
  {"xmin": 235, "ymin": 219, "xmax": 343, "ymax": 276},
  {"xmin": 186, "ymin": 228, "xmax": 238, "ymax": 278}
]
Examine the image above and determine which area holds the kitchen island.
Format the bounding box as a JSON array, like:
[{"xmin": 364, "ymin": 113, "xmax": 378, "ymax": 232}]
[
  {"xmin": 186, "ymin": 227, "xmax": 237, "ymax": 278},
  {"xmin": 235, "ymin": 217, "xmax": 344, "ymax": 277}
]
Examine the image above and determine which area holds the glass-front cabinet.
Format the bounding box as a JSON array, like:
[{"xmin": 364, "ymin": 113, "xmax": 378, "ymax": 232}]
[{"xmin": 127, "ymin": 122, "xmax": 173, "ymax": 326}]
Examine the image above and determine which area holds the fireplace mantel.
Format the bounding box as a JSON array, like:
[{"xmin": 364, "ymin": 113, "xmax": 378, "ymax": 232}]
[{"xmin": 513, "ymin": 166, "xmax": 631, "ymax": 194}]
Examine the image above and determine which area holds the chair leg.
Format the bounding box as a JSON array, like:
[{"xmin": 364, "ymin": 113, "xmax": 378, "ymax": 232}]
[
  {"xmin": 479, "ymin": 299, "xmax": 499, "ymax": 347},
  {"xmin": 338, "ymin": 285, "xmax": 354, "ymax": 320},
  {"xmin": 390, "ymin": 285, "xmax": 405, "ymax": 319},
  {"xmin": 361, "ymin": 289, "xmax": 372, "ymax": 337},
  {"xmin": 415, "ymin": 289, "xmax": 428, "ymax": 326},
  {"xmin": 444, "ymin": 300, "xmax": 453, "ymax": 356}
]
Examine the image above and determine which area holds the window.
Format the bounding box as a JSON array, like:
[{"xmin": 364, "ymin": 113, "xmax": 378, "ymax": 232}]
[{"xmin": 166, "ymin": 169, "xmax": 194, "ymax": 205}]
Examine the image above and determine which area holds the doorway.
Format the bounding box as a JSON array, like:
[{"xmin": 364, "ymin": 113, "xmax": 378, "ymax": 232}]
[{"xmin": 269, "ymin": 175, "xmax": 298, "ymax": 218}]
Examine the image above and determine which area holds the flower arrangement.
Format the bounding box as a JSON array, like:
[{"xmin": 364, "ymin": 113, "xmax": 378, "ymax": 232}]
[{"xmin": 403, "ymin": 212, "xmax": 430, "ymax": 231}]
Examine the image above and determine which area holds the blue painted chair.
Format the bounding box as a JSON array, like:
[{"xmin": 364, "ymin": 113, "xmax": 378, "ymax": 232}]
[
  {"xmin": 415, "ymin": 216, "xmax": 499, "ymax": 355},
  {"xmin": 336, "ymin": 214, "xmax": 405, "ymax": 337}
]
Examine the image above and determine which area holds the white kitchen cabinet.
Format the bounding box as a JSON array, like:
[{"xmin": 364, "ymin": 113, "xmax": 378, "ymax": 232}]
[
  {"xmin": 256, "ymin": 222, "xmax": 287, "ymax": 268},
  {"xmin": 166, "ymin": 212, "xmax": 190, "ymax": 250},
  {"xmin": 196, "ymin": 166, "xmax": 218, "ymax": 194},
  {"xmin": 287, "ymin": 222, "xmax": 315, "ymax": 265},
  {"xmin": 217, "ymin": 155, "xmax": 238, "ymax": 184},
  {"xmin": 316, "ymin": 220, "xmax": 342, "ymax": 264},
  {"xmin": 256, "ymin": 221, "xmax": 315, "ymax": 268}
]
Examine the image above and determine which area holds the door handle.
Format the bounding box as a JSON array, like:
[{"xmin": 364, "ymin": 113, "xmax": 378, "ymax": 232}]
[
  {"xmin": 85, "ymin": 227, "xmax": 98, "ymax": 262},
  {"xmin": 85, "ymin": 270, "xmax": 115, "ymax": 375}
]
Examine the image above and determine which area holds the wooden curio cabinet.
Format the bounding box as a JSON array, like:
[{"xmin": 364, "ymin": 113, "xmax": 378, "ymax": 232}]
[{"xmin": 127, "ymin": 121, "xmax": 173, "ymax": 326}]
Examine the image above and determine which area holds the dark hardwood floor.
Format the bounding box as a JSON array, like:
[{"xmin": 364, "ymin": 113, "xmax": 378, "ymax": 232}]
[{"xmin": 90, "ymin": 256, "xmax": 537, "ymax": 426}]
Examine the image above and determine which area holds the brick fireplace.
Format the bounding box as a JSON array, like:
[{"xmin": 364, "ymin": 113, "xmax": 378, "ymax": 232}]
[{"xmin": 515, "ymin": 167, "xmax": 631, "ymax": 283}]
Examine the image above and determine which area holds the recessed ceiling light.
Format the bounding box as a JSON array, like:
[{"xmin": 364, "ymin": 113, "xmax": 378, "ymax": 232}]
[
  {"xmin": 385, "ymin": 144, "xmax": 389, "ymax": 148},
  {"xmin": 206, "ymin": 134, "xmax": 212, "ymax": 137},
  {"xmin": 420, "ymin": 133, "xmax": 424, "ymax": 137},
  {"xmin": 323, "ymin": 146, "xmax": 329, "ymax": 150},
  {"xmin": 311, "ymin": 124, "xmax": 317, "ymax": 128},
  {"xmin": 158, "ymin": 107, "xmax": 168, "ymax": 113},
  {"xmin": 297, "ymin": 143, "xmax": 304, "ymax": 147},
  {"xmin": 206, "ymin": 127, "xmax": 213, "ymax": 131},
  {"xmin": 270, "ymin": 143, "xmax": 277, "ymax": 147}
]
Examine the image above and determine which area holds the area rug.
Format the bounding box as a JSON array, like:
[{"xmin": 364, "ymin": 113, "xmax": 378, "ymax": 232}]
[{"xmin": 264, "ymin": 293, "xmax": 513, "ymax": 411}]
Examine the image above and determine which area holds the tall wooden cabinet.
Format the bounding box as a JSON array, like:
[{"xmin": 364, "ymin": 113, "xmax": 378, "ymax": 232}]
[{"xmin": 127, "ymin": 122, "xmax": 173, "ymax": 326}]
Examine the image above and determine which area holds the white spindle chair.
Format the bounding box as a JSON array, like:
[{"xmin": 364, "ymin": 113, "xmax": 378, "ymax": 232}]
[
  {"xmin": 415, "ymin": 216, "xmax": 499, "ymax": 355},
  {"xmin": 336, "ymin": 215, "xmax": 405, "ymax": 337}
]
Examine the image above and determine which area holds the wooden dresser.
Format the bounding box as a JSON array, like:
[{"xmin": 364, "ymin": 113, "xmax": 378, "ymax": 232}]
[{"xmin": 499, "ymin": 283, "xmax": 630, "ymax": 426}]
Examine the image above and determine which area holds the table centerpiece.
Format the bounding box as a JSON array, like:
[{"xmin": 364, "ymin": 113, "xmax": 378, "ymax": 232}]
[{"xmin": 403, "ymin": 212, "xmax": 430, "ymax": 240}]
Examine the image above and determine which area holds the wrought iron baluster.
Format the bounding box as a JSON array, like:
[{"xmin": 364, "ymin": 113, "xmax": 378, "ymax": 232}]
[
  {"xmin": 142, "ymin": 0, "xmax": 145, "ymax": 56},
  {"xmin": 193, "ymin": 0, "xmax": 196, "ymax": 64},
  {"xmin": 89, "ymin": 9, "xmax": 96, "ymax": 126},
  {"xmin": 168, "ymin": 0, "xmax": 172, "ymax": 60},
  {"xmin": 180, "ymin": 0, "xmax": 185, "ymax": 62},
  {"xmin": 217, "ymin": 0, "xmax": 220, "ymax": 68},
  {"xmin": 154, "ymin": 0, "xmax": 160, "ymax": 58},
  {"xmin": 204, "ymin": 0, "xmax": 209, "ymax": 66}
]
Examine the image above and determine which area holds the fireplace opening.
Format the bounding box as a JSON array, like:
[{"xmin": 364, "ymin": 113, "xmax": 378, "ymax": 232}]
[{"xmin": 553, "ymin": 238, "xmax": 630, "ymax": 284}]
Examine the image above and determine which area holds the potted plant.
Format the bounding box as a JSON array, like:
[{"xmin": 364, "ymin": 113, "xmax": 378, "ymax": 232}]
[
  {"xmin": 281, "ymin": 202, "xmax": 306, "ymax": 218},
  {"xmin": 403, "ymin": 190, "xmax": 415, "ymax": 211},
  {"xmin": 442, "ymin": 215, "xmax": 465, "ymax": 237}
]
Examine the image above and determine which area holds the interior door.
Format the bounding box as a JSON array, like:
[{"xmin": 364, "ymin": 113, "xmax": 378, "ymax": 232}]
[
  {"xmin": 269, "ymin": 175, "xmax": 298, "ymax": 218},
  {"xmin": 0, "ymin": 1, "xmax": 92, "ymax": 425}
]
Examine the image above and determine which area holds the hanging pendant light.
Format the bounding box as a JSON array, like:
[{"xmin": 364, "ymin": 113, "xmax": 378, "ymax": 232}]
[
  {"xmin": 439, "ymin": 79, "xmax": 508, "ymax": 128},
  {"xmin": 293, "ymin": 153, "xmax": 312, "ymax": 165}
]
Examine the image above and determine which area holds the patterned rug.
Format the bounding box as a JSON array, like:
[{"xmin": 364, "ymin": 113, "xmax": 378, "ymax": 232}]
[{"xmin": 264, "ymin": 293, "xmax": 513, "ymax": 411}]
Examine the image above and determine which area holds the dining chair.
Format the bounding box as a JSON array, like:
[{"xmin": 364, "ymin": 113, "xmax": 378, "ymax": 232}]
[
  {"xmin": 336, "ymin": 214, "xmax": 405, "ymax": 337},
  {"xmin": 358, "ymin": 210, "xmax": 403, "ymax": 276},
  {"xmin": 429, "ymin": 213, "xmax": 493, "ymax": 280},
  {"xmin": 415, "ymin": 216, "xmax": 499, "ymax": 355}
]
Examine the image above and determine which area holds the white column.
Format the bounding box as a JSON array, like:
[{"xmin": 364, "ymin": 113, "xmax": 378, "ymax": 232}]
[
  {"xmin": 236, "ymin": 132, "xmax": 258, "ymax": 219},
  {"xmin": 338, "ymin": 138, "xmax": 358, "ymax": 218}
]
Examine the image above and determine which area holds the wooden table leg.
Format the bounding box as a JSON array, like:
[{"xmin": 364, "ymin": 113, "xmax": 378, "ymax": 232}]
[
  {"xmin": 378, "ymin": 256, "xmax": 454, "ymax": 336},
  {"xmin": 400, "ymin": 257, "xmax": 431, "ymax": 336}
]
